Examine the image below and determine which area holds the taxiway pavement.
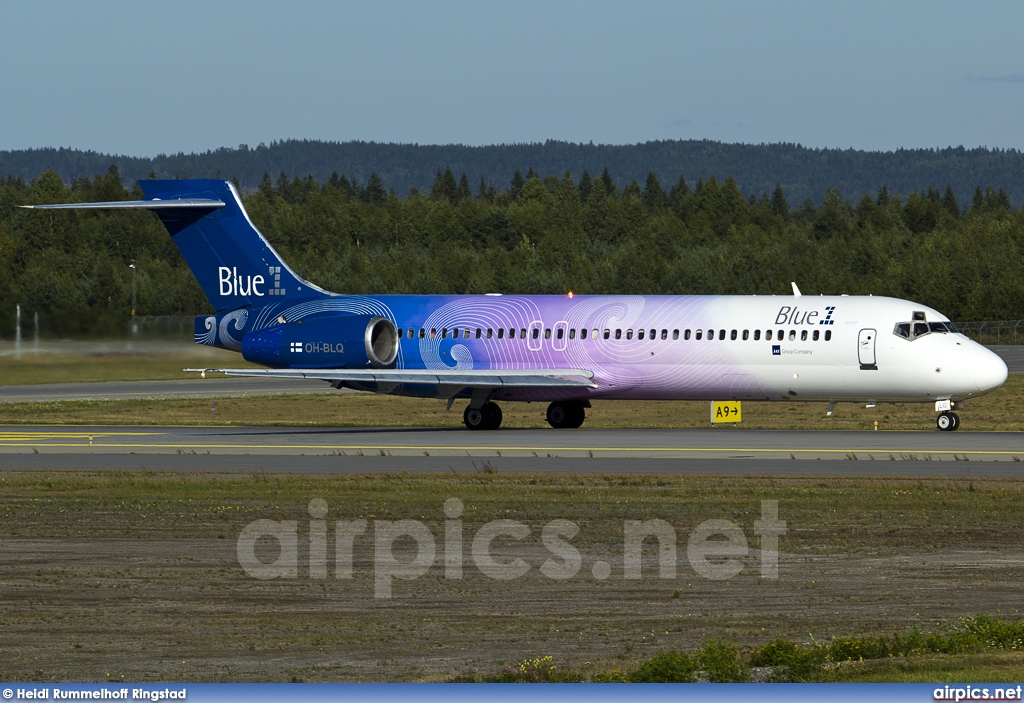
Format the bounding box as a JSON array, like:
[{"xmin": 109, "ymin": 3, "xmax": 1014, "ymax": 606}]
[{"xmin": 1, "ymin": 425, "xmax": 1021, "ymax": 476}]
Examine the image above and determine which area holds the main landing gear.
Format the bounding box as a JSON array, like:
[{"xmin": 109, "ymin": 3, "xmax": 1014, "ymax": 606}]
[
  {"xmin": 462, "ymin": 400, "xmax": 590, "ymax": 430},
  {"xmin": 546, "ymin": 400, "xmax": 587, "ymax": 429},
  {"xmin": 936, "ymin": 412, "xmax": 960, "ymax": 432},
  {"xmin": 464, "ymin": 402, "xmax": 503, "ymax": 430}
]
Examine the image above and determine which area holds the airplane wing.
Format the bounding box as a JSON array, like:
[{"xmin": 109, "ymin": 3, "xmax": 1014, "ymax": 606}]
[{"xmin": 185, "ymin": 367, "xmax": 598, "ymax": 389}]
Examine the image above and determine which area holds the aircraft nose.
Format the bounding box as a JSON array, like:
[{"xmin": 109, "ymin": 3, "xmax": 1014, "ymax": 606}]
[{"xmin": 973, "ymin": 347, "xmax": 1009, "ymax": 393}]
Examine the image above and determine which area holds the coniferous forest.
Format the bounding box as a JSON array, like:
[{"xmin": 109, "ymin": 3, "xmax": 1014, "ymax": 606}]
[{"xmin": 1, "ymin": 164, "xmax": 1022, "ymax": 337}]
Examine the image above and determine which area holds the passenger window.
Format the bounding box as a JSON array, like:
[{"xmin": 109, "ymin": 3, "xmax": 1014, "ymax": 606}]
[
  {"xmin": 465, "ymin": 329, "xmax": 471, "ymax": 339},
  {"xmin": 651, "ymin": 329, "xmax": 657, "ymax": 339},
  {"xmin": 626, "ymin": 329, "xmax": 633, "ymax": 340},
  {"xmin": 524, "ymin": 329, "xmax": 530, "ymax": 339},
  {"xmin": 543, "ymin": 328, "xmax": 550, "ymax": 339},
  {"xmin": 672, "ymin": 329, "xmax": 679, "ymax": 340},
  {"xmin": 430, "ymin": 329, "xmax": 437, "ymax": 339},
  {"xmin": 497, "ymin": 329, "xmax": 504, "ymax": 339},
  {"xmin": 557, "ymin": 328, "xmax": 564, "ymax": 340},
  {"xmin": 615, "ymin": 329, "xmax": 622, "ymax": 340},
  {"xmin": 696, "ymin": 330, "xmax": 703, "ymax": 340},
  {"xmin": 581, "ymin": 329, "xmax": 588, "ymax": 340},
  {"xmin": 788, "ymin": 330, "xmax": 796, "ymax": 341},
  {"xmin": 637, "ymin": 329, "xmax": 645, "ymax": 340},
  {"xmin": 603, "ymin": 329, "xmax": 610, "ymax": 339},
  {"xmin": 766, "ymin": 330, "xmax": 773, "ymax": 341},
  {"xmin": 825, "ymin": 330, "xmax": 832, "ymax": 341},
  {"xmin": 742, "ymin": 330, "xmax": 749, "ymax": 340},
  {"xmin": 754, "ymin": 329, "xmax": 761, "ymax": 341},
  {"xmin": 407, "ymin": 328, "xmax": 414, "ymax": 339},
  {"xmin": 487, "ymin": 329, "xmax": 493, "ymax": 339},
  {"xmin": 661, "ymin": 329, "xmax": 668, "ymax": 340},
  {"xmin": 813, "ymin": 329, "xmax": 819, "ymax": 341},
  {"xmin": 569, "ymin": 329, "xmax": 576, "ymax": 339},
  {"xmin": 730, "ymin": 330, "xmax": 737, "ymax": 340},
  {"xmin": 419, "ymin": 328, "xmax": 426, "ymax": 339},
  {"xmin": 778, "ymin": 329, "xmax": 784, "ymax": 340},
  {"xmin": 801, "ymin": 330, "xmax": 807, "ymax": 341},
  {"xmin": 708, "ymin": 330, "xmax": 715, "ymax": 342},
  {"xmin": 684, "ymin": 329, "xmax": 691, "ymax": 340},
  {"xmin": 510, "ymin": 328, "xmax": 516, "ymax": 339},
  {"xmin": 717, "ymin": 330, "xmax": 724, "ymax": 340}
]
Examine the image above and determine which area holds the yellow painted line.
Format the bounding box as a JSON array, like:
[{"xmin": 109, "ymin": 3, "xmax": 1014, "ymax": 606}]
[
  {"xmin": 0, "ymin": 432, "xmax": 160, "ymax": 437},
  {"xmin": 0, "ymin": 442, "xmax": 1020, "ymax": 456}
]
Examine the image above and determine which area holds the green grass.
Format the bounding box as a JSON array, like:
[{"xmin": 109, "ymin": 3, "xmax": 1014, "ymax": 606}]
[
  {"xmin": 456, "ymin": 617, "xmax": 1024, "ymax": 682},
  {"xmin": 0, "ymin": 350, "xmax": 255, "ymax": 385}
]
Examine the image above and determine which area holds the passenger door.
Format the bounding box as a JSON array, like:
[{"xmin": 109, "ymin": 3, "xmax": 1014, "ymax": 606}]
[{"xmin": 858, "ymin": 328, "xmax": 877, "ymax": 370}]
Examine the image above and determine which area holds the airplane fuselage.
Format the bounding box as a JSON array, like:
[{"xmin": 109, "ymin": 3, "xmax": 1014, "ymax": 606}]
[{"xmin": 214, "ymin": 292, "xmax": 1007, "ymax": 405}]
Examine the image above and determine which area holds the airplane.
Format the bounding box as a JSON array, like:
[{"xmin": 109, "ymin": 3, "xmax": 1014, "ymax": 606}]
[{"xmin": 24, "ymin": 179, "xmax": 1008, "ymax": 431}]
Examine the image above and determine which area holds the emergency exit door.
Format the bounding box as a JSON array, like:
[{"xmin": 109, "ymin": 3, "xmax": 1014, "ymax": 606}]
[{"xmin": 858, "ymin": 328, "xmax": 877, "ymax": 370}]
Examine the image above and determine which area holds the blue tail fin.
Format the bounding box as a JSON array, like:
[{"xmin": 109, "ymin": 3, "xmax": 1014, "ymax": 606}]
[{"xmin": 138, "ymin": 180, "xmax": 327, "ymax": 313}]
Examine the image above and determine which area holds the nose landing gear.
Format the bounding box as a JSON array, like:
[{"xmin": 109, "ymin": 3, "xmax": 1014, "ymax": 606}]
[{"xmin": 936, "ymin": 412, "xmax": 960, "ymax": 431}]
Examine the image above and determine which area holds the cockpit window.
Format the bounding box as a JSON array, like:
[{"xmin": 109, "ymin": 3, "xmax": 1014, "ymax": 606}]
[{"xmin": 894, "ymin": 318, "xmax": 955, "ymax": 341}]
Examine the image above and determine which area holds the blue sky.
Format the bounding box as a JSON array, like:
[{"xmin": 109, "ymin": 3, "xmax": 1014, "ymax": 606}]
[{"xmin": 2, "ymin": 0, "xmax": 1022, "ymax": 156}]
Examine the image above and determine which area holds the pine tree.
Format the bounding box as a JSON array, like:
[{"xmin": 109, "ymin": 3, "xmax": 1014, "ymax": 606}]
[
  {"xmin": 600, "ymin": 167, "xmax": 616, "ymax": 196},
  {"xmin": 942, "ymin": 184, "xmax": 959, "ymax": 217},
  {"xmin": 578, "ymin": 171, "xmax": 592, "ymax": 201},
  {"xmin": 770, "ymin": 183, "xmax": 789, "ymax": 219},
  {"xmin": 971, "ymin": 185, "xmax": 984, "ymax": 212},
  {"xmin": 363, "ymin": 172, "xmax": 386, "ymax": 206},
  {"xmin": 457, "ymin": 172, "xmax": 472, "ymax": 202},
  {"xmin": 641, "ymin": 172, "xmax": 667, "ymax": 208},
  {"xmin": 510, "ymin": 169, "xmax": 525, "ymax": 201}
]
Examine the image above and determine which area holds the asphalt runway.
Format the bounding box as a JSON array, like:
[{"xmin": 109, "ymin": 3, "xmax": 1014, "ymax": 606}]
[{"xmin": 1, "ymin": 425, "xmax": 1022, "ymax": 476}]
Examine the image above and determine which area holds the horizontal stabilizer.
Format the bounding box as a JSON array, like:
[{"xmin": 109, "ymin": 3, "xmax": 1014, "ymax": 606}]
[{"xmin": 21, "ymin": 199, "xmax": 224, "ymax": 210}]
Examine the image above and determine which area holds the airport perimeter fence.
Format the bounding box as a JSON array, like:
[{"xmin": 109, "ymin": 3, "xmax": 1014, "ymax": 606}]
[{"xmin": 952, "ymin": 320, "xmax": 1024, "ymax": 345}]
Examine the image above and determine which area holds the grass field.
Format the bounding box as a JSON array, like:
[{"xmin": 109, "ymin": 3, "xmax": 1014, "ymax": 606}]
[
  {"xmin": 1, "ymin": 371, "xmax": 1022, "ymax": 431},
  {"xmin": 2, "ymin": 471, "xmax": 1024, "ymax": 681},
  {"xmin": 0, "ymin": 349, "xmax": 255, "ymax": 386}
]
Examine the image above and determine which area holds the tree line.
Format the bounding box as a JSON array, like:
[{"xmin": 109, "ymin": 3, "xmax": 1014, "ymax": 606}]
[
  {"xmin": 3, "ymin": 139, "xmax": 1024, "ymax": 207},
  {"xmin": 1, "ymin": 165, "xmax": 1022, "ymax": 337}
]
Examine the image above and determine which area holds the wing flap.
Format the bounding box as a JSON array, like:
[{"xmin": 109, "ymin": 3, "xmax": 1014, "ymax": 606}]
[{"xmin": 185, "ymin": 367, "xmax": 597, "ymax": 389}]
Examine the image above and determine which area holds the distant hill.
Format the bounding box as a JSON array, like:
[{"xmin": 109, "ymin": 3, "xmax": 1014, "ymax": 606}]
[{"xmin": 2, "ymin": 139, "xmax": 1023, "ymax": 205}]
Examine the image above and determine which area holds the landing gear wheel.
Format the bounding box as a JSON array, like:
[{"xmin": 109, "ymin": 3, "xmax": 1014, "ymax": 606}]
[
  {"xmin": 482, "ymin": 401, "xmax": 503, "ymax": 430},
  {"xmin": 464, "ymin": 402, "xmax": 503, "ymax": 430},
  {"xmin": 546, "ymin": 401, "xmax": 586, "ymax": 429},
  {"xmin": 937, "ymin": 412, "xmax": 960, "ymax": 431},
  {"xmin": 464, "ymin": 405, "xmax": 486, "ymax": 430}
]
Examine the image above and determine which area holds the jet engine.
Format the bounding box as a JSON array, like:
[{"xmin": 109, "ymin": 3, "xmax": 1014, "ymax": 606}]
[{"xmin": 241, "ymin": 314, "xmax": 399, "ymax": 369}]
